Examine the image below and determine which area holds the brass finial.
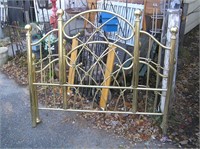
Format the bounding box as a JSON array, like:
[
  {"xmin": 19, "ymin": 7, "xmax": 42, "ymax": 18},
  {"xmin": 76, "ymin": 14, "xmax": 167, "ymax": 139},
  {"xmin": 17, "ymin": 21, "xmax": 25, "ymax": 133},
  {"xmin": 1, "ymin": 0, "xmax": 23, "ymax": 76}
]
[
  {"xmin": 25, "ymin": 24, "xmax": 32, "ymax": 31},
  {"xmin": 170, "ymin": 27, "xmax": 178, "ymax": 35},
  {"xmin": 134, "ymin": 9, "xmax": 142, "ymax": 17},
  {"xmin": 56, "ymin": 9, "xmax": 64, "ymax": 16}
]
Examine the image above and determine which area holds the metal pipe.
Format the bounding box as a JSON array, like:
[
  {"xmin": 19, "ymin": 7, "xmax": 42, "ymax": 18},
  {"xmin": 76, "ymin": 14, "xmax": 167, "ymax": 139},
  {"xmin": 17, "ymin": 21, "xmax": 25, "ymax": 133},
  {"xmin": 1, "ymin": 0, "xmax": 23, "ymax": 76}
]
[
  {"xmin": 32, "ymin": 82, "xmax": 167, "ymax": 92},
  {"xmin": 162, "ymin": 27, "xmax": 178, "ymax": 134},
  {"xmin": 25, "ymin": 24, "xmax": 37, "ymax": 127},
  {"xmin": 57, "ymin": 10, "xmax": 63, "ymax": 83},
  {"xmin": 63, "ymin": 39, "xmax": 67, "ymax": 109},
  {"xmin": 32, "ymin": 54, "xmax": 41, "ymax": 124},
  {"xmin": 39, "ymin": 107, "xmax": 163, "ymax": 115},
  {"xmin": 145, "ymin": 38, "xmax": 152, "ymax": 112},
  {"xmin": 154, "ymin": 45, "xmax": 162, "ymax": 112},
  {"xmin": 132, "ymin": 10, "xmax": 141, "ymax": 113}
]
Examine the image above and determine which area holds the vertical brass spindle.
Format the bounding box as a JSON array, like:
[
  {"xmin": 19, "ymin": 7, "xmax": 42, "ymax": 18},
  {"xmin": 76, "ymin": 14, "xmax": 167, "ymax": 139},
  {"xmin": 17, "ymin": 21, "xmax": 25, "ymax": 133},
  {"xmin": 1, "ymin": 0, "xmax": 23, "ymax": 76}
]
[
  {"xmin": 47, "ymin": 35, "xmax": 55, "ymax": 106},
  {"xmin": 51, "ymin": 42, "xmax": 55, "ymax": 84},
  {"xmin": 44, "ymin": 70, "xmax": 47, "ymax": 107},
  {"xmin": 154, "ymin": 46, "xmax": 162, "ymax": 112},
  {"xmin": 43, "ymin": 51, "xmax": 47, "ymax": 107},
  {"xmin": 63, "ymin": 39, "xmax": 67, "ymax": 109},
  {"xmin": 52, "ymin": 63, "xmax": 56, "ymax": 107},
  {"xmin": 32, "ymin": 54, "xmax": 41, "ymax": 124},
  {"xmin": 57, "ymin": 9, "xmax": 65, "ymax": 107},
  {"xmin": 57, "ymin": 9, "xmax": 64, "ymax": 84},
  {"xmin": 52, "ymin": 88, "xmax": 56, "ymax": 108},
  {"xmin": 145, "ymin": 38, "xmax": 152, "ymax": 112},
  {"xmin": 132, "ymin": 10, "xmax": 141, "ymax": 113},
  {"xmin": 48, "ymin": 36, "xmax": 52, "ymax": 83},
  {"xmin": 39, "ymin": 43, "xmax": 45, "ymax": 104},
  {"xmin": 40, "ymin": 44, "xmax": 43, "ymax": 83},
  {"xmin": 25, "ymin": 24, "xmax": 41, "ymax": 127},
  {"xmin": 162, "ymin": 27, "xmax": 178, "ymax": 134},
  {"xmin": 51, "ymin": 52, "xmax": 56, "ymax": 107},
  {"xmin": 73, "ymin": 90, "xmax": 77, "ymax": 109}
]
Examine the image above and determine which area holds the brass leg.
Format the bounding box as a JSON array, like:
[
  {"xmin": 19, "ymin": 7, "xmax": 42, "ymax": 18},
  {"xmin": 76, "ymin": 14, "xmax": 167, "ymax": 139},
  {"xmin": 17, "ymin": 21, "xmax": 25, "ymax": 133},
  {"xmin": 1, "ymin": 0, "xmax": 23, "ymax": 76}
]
[
  {"xmin": 132, "ymin": 10, "xmax": 141, "ymax": 113},
  {"xmin": 35, "ymin": 88, "xmax": 41, "ymax": 124},
  {"xmin": 30, "ymin": 91, "xmax": 37, "ymax": 127}
]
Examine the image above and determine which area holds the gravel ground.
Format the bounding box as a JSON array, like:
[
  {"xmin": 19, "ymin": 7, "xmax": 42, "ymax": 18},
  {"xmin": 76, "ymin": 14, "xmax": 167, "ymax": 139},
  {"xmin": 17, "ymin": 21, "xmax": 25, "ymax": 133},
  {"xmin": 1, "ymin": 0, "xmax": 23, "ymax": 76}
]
[{"xmin": 0, "ymin": 72, "xmax": 177, "ymax": 148}]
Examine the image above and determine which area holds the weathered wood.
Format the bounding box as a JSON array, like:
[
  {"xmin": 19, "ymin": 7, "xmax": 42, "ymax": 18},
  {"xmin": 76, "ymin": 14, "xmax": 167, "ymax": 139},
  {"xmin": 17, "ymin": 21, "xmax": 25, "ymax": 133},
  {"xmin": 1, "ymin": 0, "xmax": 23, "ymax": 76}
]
[
  {"xmin": 143, "ymin": 0, "xmax": 147, "ymax": 31},
  {"xmin": 161, "ymin": 8, "xmax": 181, "ymax": 112},
  {"xmin": 67, "ymin": 38, "xmax": 78, "ymax": 94},
  {"xmin": 84, "ymin": 0, "xmax": 97, "ymax": 29},
  {"xmin": 100, "ymin": 45, "xmax": 116, "ymax": 110}
]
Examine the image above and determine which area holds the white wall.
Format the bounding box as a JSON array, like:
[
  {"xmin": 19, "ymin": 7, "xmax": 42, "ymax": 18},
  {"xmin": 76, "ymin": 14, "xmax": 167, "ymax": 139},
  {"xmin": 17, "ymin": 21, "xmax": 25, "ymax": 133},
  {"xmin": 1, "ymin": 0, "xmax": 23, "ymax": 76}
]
[{"xmin": 183, "ymin": 0, "xmax": 200, "ymax": 34}]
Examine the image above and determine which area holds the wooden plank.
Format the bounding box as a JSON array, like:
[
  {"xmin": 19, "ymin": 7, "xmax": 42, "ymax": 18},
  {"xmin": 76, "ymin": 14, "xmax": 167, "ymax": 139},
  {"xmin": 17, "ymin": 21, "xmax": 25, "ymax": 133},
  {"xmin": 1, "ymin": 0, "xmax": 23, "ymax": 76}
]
[
  {"xmin": 100, "ymin": 45, "xmax": 116, "ymax": 110},
  {"xmin": 67, "ymin": 38, "xmax": 78, "ymax": 94},
  {"xmin": 84, "ymin": 0, "xmax": 97, "ymax": 28},
  {"xmin": 143, "ymin": 0, "xmax": 147, "ymax": 31}
]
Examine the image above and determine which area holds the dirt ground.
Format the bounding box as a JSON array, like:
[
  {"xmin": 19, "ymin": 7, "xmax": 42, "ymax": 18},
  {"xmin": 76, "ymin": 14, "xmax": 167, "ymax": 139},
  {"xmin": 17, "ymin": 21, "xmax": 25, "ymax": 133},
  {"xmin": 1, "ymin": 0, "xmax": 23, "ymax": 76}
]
[
  {"xmin": 1, "ymin": 26, "xmax": 199, "ymax": 148},
  {"xmin": 167, "ymin": 26, "xmax": 199, "ymax": 148}
]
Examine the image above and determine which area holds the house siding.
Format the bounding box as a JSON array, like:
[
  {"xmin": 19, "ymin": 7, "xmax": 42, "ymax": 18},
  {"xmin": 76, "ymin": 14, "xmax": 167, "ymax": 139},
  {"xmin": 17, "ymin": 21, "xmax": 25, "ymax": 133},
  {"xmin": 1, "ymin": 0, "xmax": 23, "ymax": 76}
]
[{"xmin": 183, "ymin": 0, "xmax": 200, "ymax": 34}]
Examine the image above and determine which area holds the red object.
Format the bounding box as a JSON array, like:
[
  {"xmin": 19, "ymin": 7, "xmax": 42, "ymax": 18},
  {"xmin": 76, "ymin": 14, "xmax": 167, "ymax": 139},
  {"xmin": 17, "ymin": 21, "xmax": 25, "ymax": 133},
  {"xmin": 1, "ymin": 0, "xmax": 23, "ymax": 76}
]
[{"xmin": 50, "ymin": 0, "xmax": 58, "ymax": 28}]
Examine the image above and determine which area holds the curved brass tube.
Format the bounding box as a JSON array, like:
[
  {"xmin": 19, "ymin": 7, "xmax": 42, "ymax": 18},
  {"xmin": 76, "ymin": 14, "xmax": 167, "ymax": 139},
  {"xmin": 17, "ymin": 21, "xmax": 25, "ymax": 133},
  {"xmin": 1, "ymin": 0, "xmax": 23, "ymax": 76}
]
[
  {"xmin": 139, "ymin": 60, "xmax": 168, "ymax": 78},
  {"xmin": 35, "ymin": 58, "xmax": 59, "ymax": 73},
  {"xmin": 31, "ymin": 29, "xmax": 58, "ymax": 46},
  {"xmin": 140, "ymin": 30, "xmax": 171, "ymax": 50},
  {"xmin": 63, "ymin": 9, "xmax": 134, "ymax": 40}
]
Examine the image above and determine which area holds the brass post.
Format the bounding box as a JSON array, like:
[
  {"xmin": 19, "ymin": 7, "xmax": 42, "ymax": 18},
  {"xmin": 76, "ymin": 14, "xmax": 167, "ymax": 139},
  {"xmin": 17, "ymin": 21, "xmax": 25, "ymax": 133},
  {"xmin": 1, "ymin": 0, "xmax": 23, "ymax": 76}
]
[
  {"xmin": 32, "ymin": 54, "xmax": 41, "ymax": 124},
  {"xmin": 57, "ymin": 9, "xmax": 65, "ymax": 107},
  {"xmin": 162, "ymin": 27, "xmax": 178, "ymax": 134},
  {"xmin": 57, "ymin": 9, "xmax": 64, "ymax": 84},
  {"xmin": 132, "ymin": 10, "xmax": 141, "ymax": 113},
  {"xmin": 25, "ymin": 24, "xmax": 37, "ymax": 127},
  {"xmin": 63, "ymin": 39, "xmax": 67, "ymax": 108}
]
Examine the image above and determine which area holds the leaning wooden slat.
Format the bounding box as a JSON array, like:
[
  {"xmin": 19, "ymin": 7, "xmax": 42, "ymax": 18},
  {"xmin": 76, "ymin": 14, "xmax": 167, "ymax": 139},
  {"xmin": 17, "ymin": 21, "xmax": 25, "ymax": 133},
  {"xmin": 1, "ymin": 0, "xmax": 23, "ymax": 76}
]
[
  {"xmin": 100, "ymin": 45, "xmax": 116, "ymax": 110},
  {"xmin": 67, "ymin": 38, "xmax": 78, "ymax": 95}
]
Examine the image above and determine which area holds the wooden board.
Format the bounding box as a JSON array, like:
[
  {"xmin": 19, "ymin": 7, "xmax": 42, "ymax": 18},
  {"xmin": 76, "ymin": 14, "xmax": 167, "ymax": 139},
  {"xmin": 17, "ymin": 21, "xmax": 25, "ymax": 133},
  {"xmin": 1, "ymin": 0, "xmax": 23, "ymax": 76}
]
[
  {"xmin": 100, "ymin": 45, "xmax": 116, "ymax": 110},
  {"xmin": 67, "ymin": 38, "xmax": 78, "ymax": 94},
  {"xmin": 84, "ymin": 0, "xmax": 97, "ymax": 28}
]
